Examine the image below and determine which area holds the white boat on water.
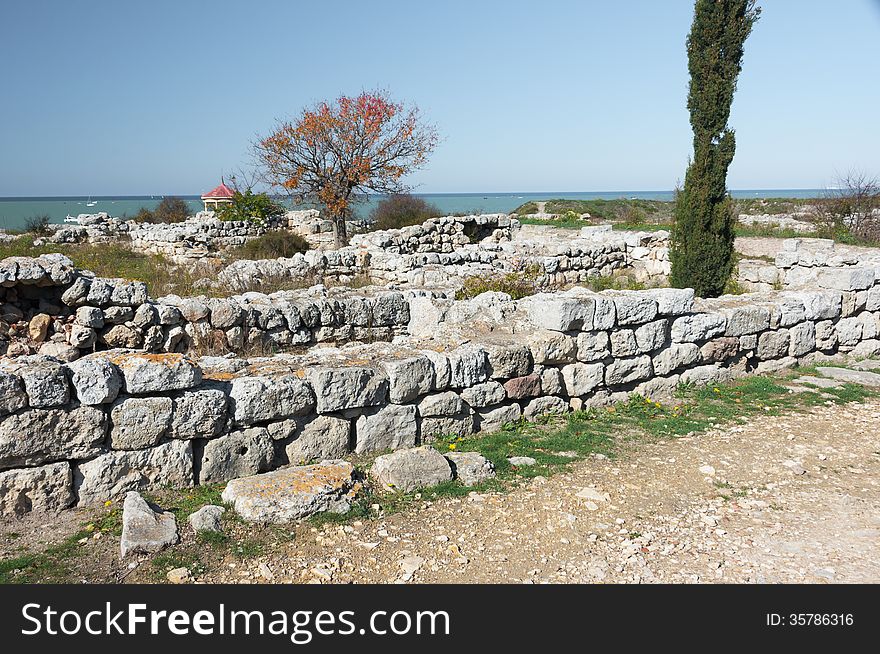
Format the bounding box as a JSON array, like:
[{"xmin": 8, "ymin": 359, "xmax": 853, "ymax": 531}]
[
  {"xmin": 86, "ymin": 195, "xmax": 97, "ymax": 207},
  {"xmin": 64, "ymin": 214, "xmax": 81, "ymax": 223}
]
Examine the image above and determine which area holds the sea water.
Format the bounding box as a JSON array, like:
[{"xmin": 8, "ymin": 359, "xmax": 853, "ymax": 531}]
[{"xmin": 0, "ymin": 189, "xmax": 825, "ymax": 232}]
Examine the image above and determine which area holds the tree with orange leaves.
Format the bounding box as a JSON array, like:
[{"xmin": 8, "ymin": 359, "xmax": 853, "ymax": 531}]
[{"xmin": 255, "ymin": 91, "xmax": 439, "ymax": 247}]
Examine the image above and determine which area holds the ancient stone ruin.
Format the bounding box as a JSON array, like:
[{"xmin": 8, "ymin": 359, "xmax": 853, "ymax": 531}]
[{"xmin": 2, "ymin": 213, "xmax": 880, "ymax": 518}]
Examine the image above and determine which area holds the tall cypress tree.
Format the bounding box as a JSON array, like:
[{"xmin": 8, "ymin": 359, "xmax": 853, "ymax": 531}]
[{"xmin": 670, "ymin": 0, "xmax": 760, "ymax": 297}]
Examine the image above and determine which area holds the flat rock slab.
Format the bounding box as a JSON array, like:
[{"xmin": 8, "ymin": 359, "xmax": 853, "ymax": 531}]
[
  {"xmin": 120, "ymin": 491, "xmax": 179, "ymax": 558},
  {"xmin": 816, "ymin": 367, "xmax": 880, "ymax": 386},
  {"xmin": 851, "ymin": 359, "xmax": 880, "ymax": 371},
  {"xmin": 222, "ymin": 460, "xmax": 358, "ymax": 524},
  {"xmin": 791, "ymin": 376, "xmax": 845, "ymax": 389}
]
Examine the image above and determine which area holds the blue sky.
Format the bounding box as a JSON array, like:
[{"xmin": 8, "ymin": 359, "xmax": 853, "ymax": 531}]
[{"xmin": 1, "ymin": 0, "xmax": 878, "ymax": 196}]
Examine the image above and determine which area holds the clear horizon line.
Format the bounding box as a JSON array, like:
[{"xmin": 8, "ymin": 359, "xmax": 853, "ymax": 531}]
[{"xmin": 0, "ymin": 187, "xmax": 828, "ymax": 200}]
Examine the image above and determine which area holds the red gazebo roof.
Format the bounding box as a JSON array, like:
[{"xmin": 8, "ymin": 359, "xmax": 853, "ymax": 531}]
[{"xmin": 201, "ymin": 182, "xmax": 235, "ymax": 200}]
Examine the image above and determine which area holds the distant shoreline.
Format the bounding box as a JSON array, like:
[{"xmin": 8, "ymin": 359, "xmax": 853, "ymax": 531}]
[{"xmin": 0, "ymin": 190, "xmax": 827, "ymax": 232}]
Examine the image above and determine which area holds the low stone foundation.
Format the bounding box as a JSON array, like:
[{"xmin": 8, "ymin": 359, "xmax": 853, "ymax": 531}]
[{"xmin": 3, "ymin": 265, "xmax": 880, "ymax": 515}]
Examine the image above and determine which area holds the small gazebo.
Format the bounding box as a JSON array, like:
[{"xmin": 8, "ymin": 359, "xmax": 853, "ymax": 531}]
[{"xmin": 201, "ymin": 181, "xmax": 235, "ymax": 212}]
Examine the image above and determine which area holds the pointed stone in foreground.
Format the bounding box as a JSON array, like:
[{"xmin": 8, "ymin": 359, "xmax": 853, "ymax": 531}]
[{"xmin": 120, "ymin": 491, "xmax": 179, "ymax": 558}]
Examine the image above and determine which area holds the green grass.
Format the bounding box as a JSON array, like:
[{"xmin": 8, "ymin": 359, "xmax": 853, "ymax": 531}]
[
  {"xmin": 517, "ymin": 216, "xmax": 589, "ymax": 230},
  {"xmin": 0, "ymin": 505, "xmax": 123, "ymax": 584},
  {"xmin": 146, "ymin": 484, "xmax": 226, "ymax": 524}
]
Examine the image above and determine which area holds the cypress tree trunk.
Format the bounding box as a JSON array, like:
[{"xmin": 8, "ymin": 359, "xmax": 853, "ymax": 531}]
[{"xmin": 670, "ymin": 0, "xmax": 760, "ymax": 297}]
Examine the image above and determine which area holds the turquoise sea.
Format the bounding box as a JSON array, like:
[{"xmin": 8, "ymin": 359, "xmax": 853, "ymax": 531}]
[{"xmin": 0, "ymin": 190, "xmax": 824, "ymax": 232}]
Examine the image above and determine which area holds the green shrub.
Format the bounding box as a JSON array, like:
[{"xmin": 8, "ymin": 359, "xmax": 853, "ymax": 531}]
[
  {"xmin": 138, "ymin": 196, "xmax": 190, "ymax": 223},
  {"xmin": 217, "ymin": 191, "xmax": 285, "ymax": 226},
  {"xmin": 456, "ymin": 265, "xmax": 543, "ymax": 300},
  {"xmin": 369, "ymin": 193, "xmax": 440, "ymax": 230},
  {"xmin": 229, "ymin": 230, "xmax": 309, "ymax": 260},
  {"xmin": 25, "ymin": 214, "xmax": 51, "ymax": 235}
]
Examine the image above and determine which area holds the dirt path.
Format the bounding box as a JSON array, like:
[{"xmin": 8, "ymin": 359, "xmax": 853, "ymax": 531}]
[
  {"xmin": 199, "ymin": 399, "xmax": 880, "ymax": 584},
  {"xmin": 4, "ymin": 397, "xmax": 879, "ymax": 584}
]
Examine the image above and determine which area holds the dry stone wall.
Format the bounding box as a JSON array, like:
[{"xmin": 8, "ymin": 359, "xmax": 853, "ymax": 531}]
[
  {"xmin": 214, "ymin": 217, "xmax": 671, "ymax": 292},
  {"xmin": 738, "ymin": 237, "xmax": 880, "ymax": 293},
  {"xmin": 3, "ymin": 263, "xmax": 880, "ymax": 516},
  {"xmin": 0, "ymin": 254, "xmax": 411, "ymax": 360}
]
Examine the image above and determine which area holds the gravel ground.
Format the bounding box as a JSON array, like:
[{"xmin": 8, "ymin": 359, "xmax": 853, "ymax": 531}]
[{"xmin": 198, "ymin": 399, "xmax": 880, "ymax": 584}]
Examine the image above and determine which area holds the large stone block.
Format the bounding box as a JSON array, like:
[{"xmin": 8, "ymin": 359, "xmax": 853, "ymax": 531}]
[
  {"xmin": 460, "ymin": 381, "xmax": 506, "ymax": 408},
  {"xmin": 799, "ymin": 291, "xmax": 842, "ymax": 321},
  {"xmin": 652, "ymin": 343, "xmax": 700, "ymax": 375},
  {"xmin": 576, "ymin": 331, "xmax": 610, "ymax": 362},
  {"xmin": 110, "ymin": 396, "xmax": 173, "ymax": 449},
  {"xmin": 680, "ymin": 365, "xmax": 732, "ymax": 386},
  {"xmin": 561, "ymin": 362, "xmax": 604, "ymax": 396},
  {"xmin": 373, "ymin": 292, "xmax": 409, "ymax": 326},
  {"xmin": 671, "ymin": 313, "xmax": 726, "ymax": 343},
  {"xmin": 610, "ymin": 329, "xmax": 638, "ymax": 357},
  {"xmin": 815, "ymin": 320, "xmax": 838, "ymax": 350},
  {"xmin": 222, "ymin": 460, "xmax": 358, "ymax": 523},
  {"xmin": 757, "ymin": 329, "xmax": 791, "ymax": 360},
  {"xmin": 417, "ymin": 391, "xmax": 467, "ymax": 417},
  {"xmin": 608, "ymin": 292, "xmax": 658, "ymax": 326},
  {"xmin": 230, "ymin": 374, "xmax": 316, "ymax": 424},
  {"xmin": 865, "ymin": 287, "xmax": 880, "ymax": 312},
  {"xmin": 307, "ymin": 366, "xmax": 388, "ymax": 413},
  {"xmin": 1, "ymin": 357, "xmax": 69, "ymax": 408},
  {"xmin": 815, "ymin": 267, "xmax": 874, "ymax": 291},
  {"xmin": 591, "ymin": 295, "xmax": 617, "ymax": 330},
  {"xmin": 483, "ymin": 342, "xmax": 532, "ymax": 379},
  {"xmin": 445, "ymin": 451, "xmax": 496, "ymax": 486},
  {"xmin": 419, "ymin": 350, "xmax": 451, "ymax": 391},
  {"xmin": 700, "ymin": 337, "xmax": 739, "ymax": 362},
  {"xmin": 119, "ymin": 491, "xmax": 178, "ymax": 558},
  {"xmin": 723, "ymin": 305, "xmax": 770, "ymax": 336},
  {"xmin": 112, "ymin": 353, "xmax": 202, "ymax": 394},
  {"xmin": 199, "ymin": 427, "xmax": 275, "ymax": 484},
  {"xmin": 634, "ymin": 319, "xmax": 668, "ymax": 352},
  {"xmin": 354, "ymin": 404, "xmax": 418, "ymax": 454},
  {"xmin": 380, "ymin": 355, "xmax": 434, "ymax": 403},
  {"xmin": 0, "ymin": 462, "xmax": 74, "ymax": 516},
  {"xmin": 0, "ymin": 406, "xmax": 106, "ymax": 470},
  {"xmin": 284, "ymin": 415, "xmax": 351, "ymax": 464},
  {"xmin": 475, "ymin": 403, "xmax": 521, "ymax": 432},
  {"xmin": 529, "ymin": 331, "xmax": 577, "ymax": 365},
  {"xmin": 788, "ymin": 321, "xmax": 816, "ymax": 357},
  {"xmin": 522, "ymin": 396, "xmax": 568, "ymax": 419},
  {"xmin": 605, "ymin": 355, "xmax": 653, "ymax": 386},
  {"xmin": 520, "ymin": 294, "xmax": 595, "ymax": 332},
  {"xmin": 170, "ymin": 389, "xmax": 228, "ymax": 439},
  {"xmin": 447, "ymin": 345, "xmax": 490, "ymax": 388},
  {"xmin": 75, "ymin": 439, "xmax": 193, "ymax": 505},
  {"xmin": 503, "ymin": 374, "xmax": 542, "ymax": 400},
  {"xmin": 641, "ymin": 288, "xmax": 694, "ymax": 316},
  {"xmin": 419, "ymin": 413, "xmax": 474, "ymax": 440},
  {"xmin": 66, "ymin": 357, "xmax": 122, "ymax": 405},
  {"xmin": 835, "ymin": 317, "xmax": 863, "ymax": 347}
]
